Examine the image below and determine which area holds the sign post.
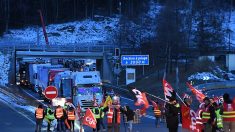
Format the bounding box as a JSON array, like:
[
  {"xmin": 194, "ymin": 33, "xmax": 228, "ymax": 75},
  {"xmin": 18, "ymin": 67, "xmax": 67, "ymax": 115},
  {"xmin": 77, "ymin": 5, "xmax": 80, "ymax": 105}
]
[
  {"xmin": 44, "ymin": 86, "xmax": 58, "ymax": 100},
  {"xmin": 121, "ymin": 55, "xmax": 149, "ymax": 85}
]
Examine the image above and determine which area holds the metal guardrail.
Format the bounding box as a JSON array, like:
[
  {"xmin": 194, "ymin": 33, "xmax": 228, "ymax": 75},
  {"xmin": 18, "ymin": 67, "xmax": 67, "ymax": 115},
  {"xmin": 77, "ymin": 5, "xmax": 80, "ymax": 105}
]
[
  {"xmin": 194, "ymin": 81, "xmax": 235, "ymax": 91},
  {"xmin": 0, "ymin": 42, "xmax": 141, "ymax": 54}
]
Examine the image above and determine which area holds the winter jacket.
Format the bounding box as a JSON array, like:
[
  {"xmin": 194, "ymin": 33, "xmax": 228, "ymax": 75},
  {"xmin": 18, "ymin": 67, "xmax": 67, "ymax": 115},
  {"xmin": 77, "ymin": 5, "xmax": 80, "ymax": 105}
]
[
  {"xmin": 165, "ymin": 103, "xmax": 180, "ymax": 129},
  {"xmin": 123, "ymin": 107, "xmax": 135, "ymax": 121}
]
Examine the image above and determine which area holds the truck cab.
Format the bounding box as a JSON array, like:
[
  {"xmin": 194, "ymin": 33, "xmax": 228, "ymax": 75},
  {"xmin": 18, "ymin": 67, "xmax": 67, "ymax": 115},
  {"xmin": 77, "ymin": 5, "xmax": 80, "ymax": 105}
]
[{"xmin": 72, "ymin": 71, "xmax": 103, "ymax": 110}]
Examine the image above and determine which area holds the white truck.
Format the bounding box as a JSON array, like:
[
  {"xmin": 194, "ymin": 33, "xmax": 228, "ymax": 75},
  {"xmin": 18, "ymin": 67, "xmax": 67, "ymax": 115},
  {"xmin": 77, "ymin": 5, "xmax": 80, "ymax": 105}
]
[
  {"xmin": 28, "ymin": 63, "xmax": 51, "ymax": 92},
  {"xmin": 37, "ymin": 65, "xmax": 63, "ymax": 91},
  {"xmin": 72, "ymin": 71, "xmax": 103, "ymax": 110},
  {"xmin": 51, "ymin": 71, "xmax": 103, "ymax": 109}
]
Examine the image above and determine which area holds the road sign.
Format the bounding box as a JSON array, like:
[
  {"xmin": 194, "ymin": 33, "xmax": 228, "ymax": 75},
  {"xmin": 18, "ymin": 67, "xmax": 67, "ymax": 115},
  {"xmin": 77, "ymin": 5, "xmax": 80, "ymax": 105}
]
[
  {"xmin": 121, "ymin": 55, "xmax": 149, "ymax": 66},
  {"xmin": 44, "ymin": 86, "xmax": 58, "ymax": 100}
]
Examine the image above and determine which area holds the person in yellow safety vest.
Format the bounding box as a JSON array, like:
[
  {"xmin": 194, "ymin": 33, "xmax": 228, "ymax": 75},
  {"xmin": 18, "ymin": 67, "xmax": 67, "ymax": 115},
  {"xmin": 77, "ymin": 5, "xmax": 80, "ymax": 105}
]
[
  {"xmin": 222, "ymin": 93, "xmax": 235, "ymax": 132},
  {"xmin": 54, "ymin": 105, "xmax": 66, "ymax": 131},
  {"xmin": 153, "ymin": 101, "xmax": 161, "ymax": 128},
  {"xmin": 201, "ymin": 97, "xmax": 216, "ymax": 132},
  {"xmin": 35, "ymin": 104, "xmax": 45, "ymax": 132},
  {"xmin": 92, "ymin": 105, "xmax": 102, "ymax": 132},
  {"xmin": 212, "ymin": 102, "xmax": 223, "ymax": 131},
  {"xmin": 67, "ymin": 106, "xmax": 76, "ymax": 132},
  {"xmin": 99, "ymin": 104, "xmax": 106, "ymax": 131},
  {"xmin": 45, "ymin": 105, "xmax": 55, "ymax": 132}
]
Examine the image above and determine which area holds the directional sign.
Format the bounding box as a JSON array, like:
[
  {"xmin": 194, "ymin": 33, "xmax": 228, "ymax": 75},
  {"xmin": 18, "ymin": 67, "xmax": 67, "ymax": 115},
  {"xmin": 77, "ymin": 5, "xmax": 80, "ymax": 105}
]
[
  {"xmin": 44, "ymin": 86, "xmax": 58, "ymax": 100},
  {"xmin": 121, "ymin": 55, "xmax": 149, "ymax": 66}
]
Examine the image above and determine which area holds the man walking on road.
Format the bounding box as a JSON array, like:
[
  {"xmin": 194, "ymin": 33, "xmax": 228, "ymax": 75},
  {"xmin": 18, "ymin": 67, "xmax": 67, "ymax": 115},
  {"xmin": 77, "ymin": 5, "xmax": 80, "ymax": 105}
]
[
  {"xmin": 165, "ymin": 97, "xmax": 180, "ymax": 132},
  {"xmin": 35, "ymin": 104, "xmax": 45, "ymax": 132}
]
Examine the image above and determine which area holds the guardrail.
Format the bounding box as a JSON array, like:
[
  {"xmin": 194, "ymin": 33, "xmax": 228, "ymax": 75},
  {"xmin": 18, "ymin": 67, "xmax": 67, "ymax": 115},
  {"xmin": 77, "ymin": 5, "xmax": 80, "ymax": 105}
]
[
  {"xmin": 194, "ymin": 81, "xmax": 235, "ymax": 92},
  {"xmin": 0, "ymin": 42, "xmax": 141, "ymax": 54}
]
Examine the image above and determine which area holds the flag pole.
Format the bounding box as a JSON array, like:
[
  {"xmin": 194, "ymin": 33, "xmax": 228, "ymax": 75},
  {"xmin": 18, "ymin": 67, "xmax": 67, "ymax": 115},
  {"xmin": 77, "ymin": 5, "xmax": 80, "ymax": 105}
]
[
  {"xmin": 145, "ymin": 92, "xmax": 169, "ymax": 103},
  {"xmin": 176, "ymin": 92, "xmax": 186, "ymax": 106}
]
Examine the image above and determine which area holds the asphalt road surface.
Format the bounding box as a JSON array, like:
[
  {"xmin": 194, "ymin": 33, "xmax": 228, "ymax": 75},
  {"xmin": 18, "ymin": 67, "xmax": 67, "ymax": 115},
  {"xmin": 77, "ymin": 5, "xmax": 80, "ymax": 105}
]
[{"xmin": 0, "ymin": 99, "xmax": 35, "ymax": 132}]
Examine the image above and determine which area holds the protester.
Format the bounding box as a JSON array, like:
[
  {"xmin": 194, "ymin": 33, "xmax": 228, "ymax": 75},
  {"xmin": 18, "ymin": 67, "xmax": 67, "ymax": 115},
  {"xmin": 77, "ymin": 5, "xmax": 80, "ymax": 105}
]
[
  {"xmin": 213, "ymin": 102, "xmax": 223, "ymax": 132},
  {"xmin": 201, "ymin": 97, "xmax": 216, "ymax": 132},
  {"xmin": 165, "ymin": 97, "xmax": 180, "ymax": 132},
  {"xmin": 45, "ymin": 105, "xmax": 55, "ymax": 132},
  {"xmin": 222, "ymin": 93, "xmax": 235, "ymax": 132},
  {"xmin": 35, "ymin": 104, "xmax": 45, "ymax": 132},
  {"xmin": 103, "ymin": 95, "xmax": 124, "ymax": 132},
  {"xmin": 153, "ymin": 101, "xmax": 161, "ymax": 128},
  {"xmin": 123, "ymin": 105, "xmax": 135, "ymax": 132},
  {"xmin": 67, "ymin": 106, "xmax": 76, "ymax": 132},
  {"xmin": 54, "ymin": 105, "xmax": 67, "ymax": 131}
]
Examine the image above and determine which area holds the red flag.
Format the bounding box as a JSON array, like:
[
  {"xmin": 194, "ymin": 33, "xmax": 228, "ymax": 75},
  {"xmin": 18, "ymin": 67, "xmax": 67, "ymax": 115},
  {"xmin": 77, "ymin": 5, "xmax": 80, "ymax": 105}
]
[
  {"xmin": 181, "ymin": 105, "xmax": 191, "ymax": 130},
  {"xmin": 131, "ymin": 89, "xmax": 149, "ymax": 108},
  {"xmin": 163, "ymin": 79, "xmax": 176, "ymax": 101},
  {"xmin": 82, "ymin": 108, "xmax": 97, "ymax": 129},
  {"xmin": 189, "ymin": 109, "xmax": 198, "ymax": 132},
  {"xmin": 131, "ymin": 89, "xmax": 149, "ymax": 116},
  {"xmin": 186, "ymin": 82, "xmax": 206, "ymax": 103}
]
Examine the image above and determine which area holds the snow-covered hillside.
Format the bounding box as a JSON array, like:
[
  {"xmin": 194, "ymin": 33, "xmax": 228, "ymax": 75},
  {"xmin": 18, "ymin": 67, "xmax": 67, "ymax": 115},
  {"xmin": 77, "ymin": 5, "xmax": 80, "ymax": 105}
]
[
  {"xmin": 229, "ymin": 11, "xmax": 235, "ymax": 47},
  {"xmin": 0, "ymin": 1, "xmax": 160, "ymax": 46},
  {"xmin": 2, "ymin": 17, "xmax": 120, "ymax": 45},
  {"xmin": 0, "ymin": 52, "xmax": 10, "ymax": 86}
]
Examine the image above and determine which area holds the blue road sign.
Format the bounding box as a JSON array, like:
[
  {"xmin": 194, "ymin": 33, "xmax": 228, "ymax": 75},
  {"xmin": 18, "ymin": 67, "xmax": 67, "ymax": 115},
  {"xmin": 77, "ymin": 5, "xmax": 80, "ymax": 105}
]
[{"xmin": 121, "ymin": 55, "xmax": 149, "ymax": 66}]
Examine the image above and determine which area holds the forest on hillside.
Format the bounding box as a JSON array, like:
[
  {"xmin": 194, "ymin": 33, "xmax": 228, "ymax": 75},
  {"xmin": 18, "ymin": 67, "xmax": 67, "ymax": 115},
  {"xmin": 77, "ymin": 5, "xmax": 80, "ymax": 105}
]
[
  {"xmin": 0, "ymin": 0, "xmax": 149, "ymax": 35},
  {"xmin": 0, "ymin": 0, "xmax": 235, "ymax": 57}
]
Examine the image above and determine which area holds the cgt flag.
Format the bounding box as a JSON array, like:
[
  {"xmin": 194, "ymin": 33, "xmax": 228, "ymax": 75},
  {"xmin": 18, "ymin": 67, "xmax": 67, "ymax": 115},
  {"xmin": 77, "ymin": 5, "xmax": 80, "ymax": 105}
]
[
  {"xmin": 186, "ymin": 82, "xmax": 206, "ymax": 103},
  {"xmin": 82, "ymin": 108, "xmax": 97, "ymax": 129},
  {"xmin": 131, "ymin": 88, "xmax": 149, "ymax": 115},
  {"xmin": 163, "ymin": 79, "xmax": 176, "ymax": 101}
]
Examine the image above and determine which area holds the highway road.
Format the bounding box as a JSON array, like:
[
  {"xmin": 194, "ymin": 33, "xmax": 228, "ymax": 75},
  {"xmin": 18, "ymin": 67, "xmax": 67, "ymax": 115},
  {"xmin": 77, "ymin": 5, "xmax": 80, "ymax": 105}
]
[
  {"xmin": 0, "ymin": 85, "xmax": 183, "ymax": 132},
  {"xmin": 0, "ymin": 99, "xmax": 35, "ymax": 132}
]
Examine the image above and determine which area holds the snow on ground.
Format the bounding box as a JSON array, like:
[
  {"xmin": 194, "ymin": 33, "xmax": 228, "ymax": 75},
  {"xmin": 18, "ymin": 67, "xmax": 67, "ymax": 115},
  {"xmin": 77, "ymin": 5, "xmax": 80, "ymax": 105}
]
[
  {"xmin": 188, "ymin": 72, "xmax": 220, "ymax": 81},
  {"xmin": 0, "ymin": 52, "xmax": 10, "ymax": 86},
  {"xmin": 2, "ymin": 17, "xmax": 119, "ymax": 45},
  {"xmin": 0, "ymin": 1, "xmax": 161, "ymax": 46},
  {"xmin": 0, "ymin": 92, "xmax": 36, "ymax": 113}
]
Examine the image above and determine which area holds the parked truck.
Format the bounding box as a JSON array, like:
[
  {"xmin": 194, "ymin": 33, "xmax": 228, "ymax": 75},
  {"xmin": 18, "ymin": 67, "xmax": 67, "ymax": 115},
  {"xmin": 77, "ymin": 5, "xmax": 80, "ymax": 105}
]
[
  {"xmin": 37, "ymin": 65, "xmax": 63, "ymax": 91},
  {"xmin": 51, "ymin": 71, "xmax": 103, "ymax": 110},
  {"xmin": 72, "ymin": 71, "xmax": 103, "ymax": 110},
  {"xmin": 28, "ymin": 63, "xmax": 51, "ymax": 92}
]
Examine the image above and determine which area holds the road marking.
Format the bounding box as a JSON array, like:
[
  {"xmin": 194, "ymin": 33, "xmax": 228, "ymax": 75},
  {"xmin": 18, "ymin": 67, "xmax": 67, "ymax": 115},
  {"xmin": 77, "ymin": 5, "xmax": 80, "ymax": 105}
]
[{"xmin": 0, "ymin": 98, "xmax": 36, "ymax": 125}]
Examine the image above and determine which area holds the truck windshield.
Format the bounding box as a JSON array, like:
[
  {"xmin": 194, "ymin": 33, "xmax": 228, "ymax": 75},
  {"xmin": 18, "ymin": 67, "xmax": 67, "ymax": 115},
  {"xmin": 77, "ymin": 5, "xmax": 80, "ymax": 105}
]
[{"xmin": 77, "ymin": 86, "xmax": 102, "ymax": 95}]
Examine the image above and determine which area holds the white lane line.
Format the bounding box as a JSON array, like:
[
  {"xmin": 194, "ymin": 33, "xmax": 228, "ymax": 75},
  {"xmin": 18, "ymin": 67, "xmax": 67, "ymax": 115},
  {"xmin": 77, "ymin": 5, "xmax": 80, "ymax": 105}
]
[{"xmin": 0, "ymin": 98, "xmax": 36, "ymax": 125}]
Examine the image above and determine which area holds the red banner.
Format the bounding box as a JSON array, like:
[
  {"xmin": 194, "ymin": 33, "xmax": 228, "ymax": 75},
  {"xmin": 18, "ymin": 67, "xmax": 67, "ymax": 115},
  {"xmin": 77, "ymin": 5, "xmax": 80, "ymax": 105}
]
[
  {"xmin": 181, "ymin": 105, "xmax": 191, "ymax": 130},
  {"xmin": 163, "ymin": 79, "xmax": 176, "ymax": 101},
  {"xmin": 186, "ymin": 82, "xmax": 206, "ymax": 103},
  {"xmin": 82, "ymin": 108, "xmax": 97, "ymax": 129}
]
